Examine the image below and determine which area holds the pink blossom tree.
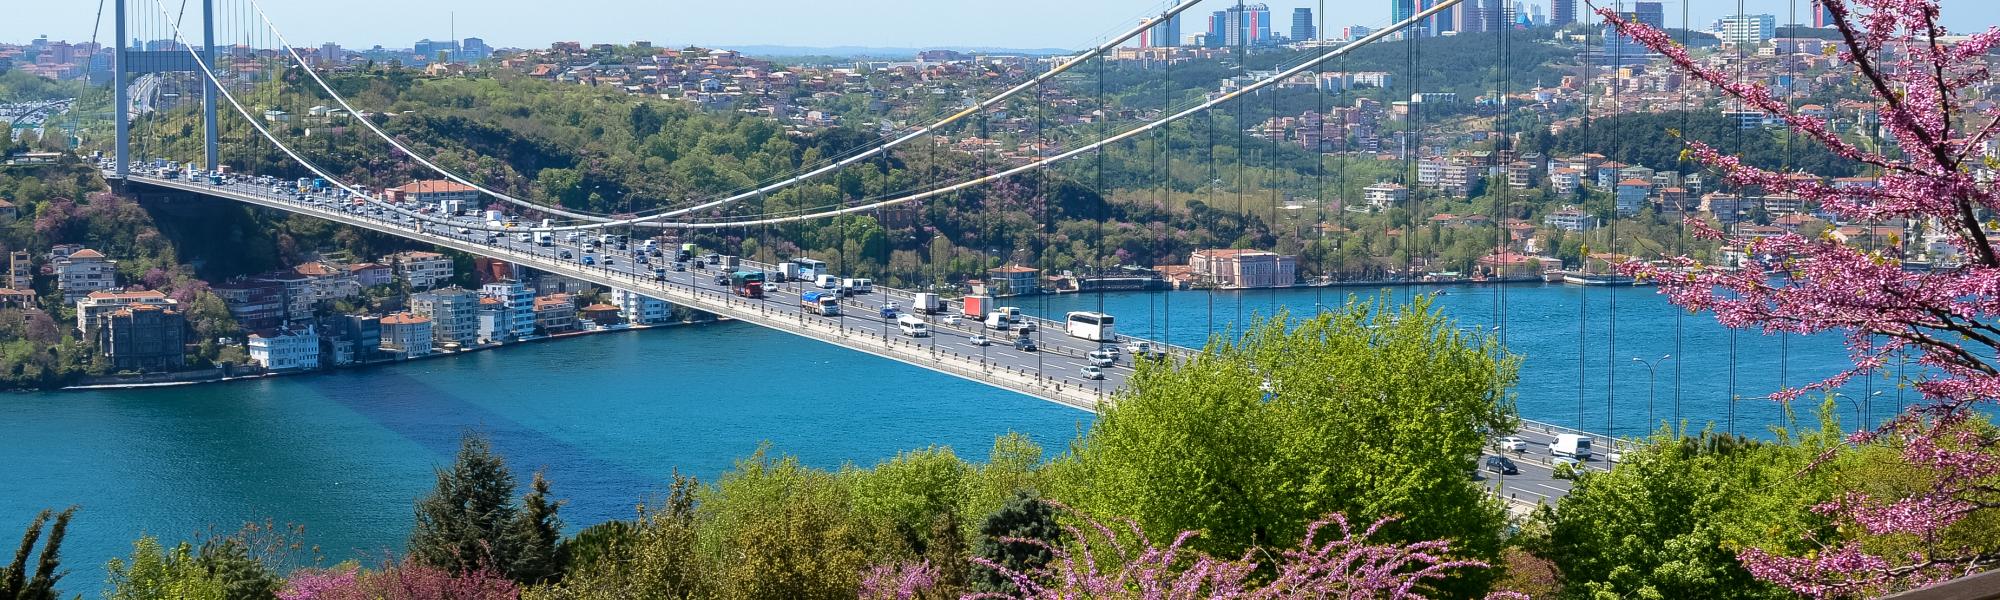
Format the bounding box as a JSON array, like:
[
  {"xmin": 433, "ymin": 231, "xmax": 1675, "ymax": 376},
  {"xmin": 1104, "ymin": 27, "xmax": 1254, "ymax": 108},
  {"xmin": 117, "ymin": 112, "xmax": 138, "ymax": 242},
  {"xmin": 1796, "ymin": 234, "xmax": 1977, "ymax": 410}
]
[
  {"xmin": 1599, "ymin": 0, "xmax": 2000, "ymax": 595},
  {"xmin": 280, "ymin": 559, "xmax": 518, "ymax": 600},
  {"xmin": 862, "ymin": 508, "xmax": 1524, "ymax": 600}
]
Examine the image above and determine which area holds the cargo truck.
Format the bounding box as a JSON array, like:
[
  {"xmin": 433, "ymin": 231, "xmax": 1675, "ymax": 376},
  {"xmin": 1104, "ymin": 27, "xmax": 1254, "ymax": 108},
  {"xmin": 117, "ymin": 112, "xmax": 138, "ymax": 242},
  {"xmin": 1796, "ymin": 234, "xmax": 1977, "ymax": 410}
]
[
  {"xmin": 912, "ymin": 292, "xmax": 942, "ymax": 315},
  {"xmin": 677, "ymin": 243, "xmax": 696, "ymax": 262},
  {"xmin": 775, "ymin": 262, "xmax": 802, "ymax": 282},
  {"xmin": 729, "ymin": 271, "xmax": 766, "ymax": 298},
  {"xmin": 800, "ymin": 290, "xmax": 840, "ymax": 316},
  {"xmin": 960, "ymin": 295, "xmax": 992, "ymax": 319}
]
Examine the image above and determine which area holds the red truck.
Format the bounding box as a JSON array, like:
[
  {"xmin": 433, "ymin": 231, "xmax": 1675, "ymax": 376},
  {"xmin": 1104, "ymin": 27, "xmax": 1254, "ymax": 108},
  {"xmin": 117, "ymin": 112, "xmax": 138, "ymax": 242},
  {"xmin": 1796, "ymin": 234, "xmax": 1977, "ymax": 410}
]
[{"xmin": 960, "ymin": 295, "xmax": 992, "ymax": 319}]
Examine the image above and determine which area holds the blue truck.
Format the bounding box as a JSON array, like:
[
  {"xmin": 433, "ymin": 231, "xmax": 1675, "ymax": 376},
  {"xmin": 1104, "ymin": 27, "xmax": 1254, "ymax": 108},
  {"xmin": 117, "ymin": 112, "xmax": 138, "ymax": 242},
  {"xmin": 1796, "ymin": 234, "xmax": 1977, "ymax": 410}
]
[{"xmin": 800, "ymin": 291, "xmax": 841, "ymax": 316}]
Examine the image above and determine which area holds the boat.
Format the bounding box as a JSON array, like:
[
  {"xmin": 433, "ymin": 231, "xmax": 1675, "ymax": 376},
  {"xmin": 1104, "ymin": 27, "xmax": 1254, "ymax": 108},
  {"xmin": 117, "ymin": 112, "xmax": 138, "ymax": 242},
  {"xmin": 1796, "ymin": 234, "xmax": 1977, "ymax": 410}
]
[{"xmin": 1561, "ymin": 272, "xmax": 1641, "ymax": 286}]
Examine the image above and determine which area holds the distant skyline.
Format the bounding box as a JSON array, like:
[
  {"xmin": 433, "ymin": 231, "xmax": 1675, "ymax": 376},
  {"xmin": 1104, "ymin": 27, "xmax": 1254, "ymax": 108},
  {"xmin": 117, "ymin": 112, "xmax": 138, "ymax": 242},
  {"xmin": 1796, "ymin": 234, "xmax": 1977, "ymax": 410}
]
[{"xmin": 4, "ymin": 1, "xmax": 1995, "ymax": 52}]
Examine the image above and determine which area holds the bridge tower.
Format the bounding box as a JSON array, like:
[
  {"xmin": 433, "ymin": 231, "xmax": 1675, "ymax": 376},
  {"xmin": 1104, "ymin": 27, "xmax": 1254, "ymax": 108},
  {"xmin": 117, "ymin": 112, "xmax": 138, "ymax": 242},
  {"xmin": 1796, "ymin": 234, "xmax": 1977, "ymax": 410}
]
[{"xmin": 110, "ymin": 0, "xmax": 222, "ymax": 179}]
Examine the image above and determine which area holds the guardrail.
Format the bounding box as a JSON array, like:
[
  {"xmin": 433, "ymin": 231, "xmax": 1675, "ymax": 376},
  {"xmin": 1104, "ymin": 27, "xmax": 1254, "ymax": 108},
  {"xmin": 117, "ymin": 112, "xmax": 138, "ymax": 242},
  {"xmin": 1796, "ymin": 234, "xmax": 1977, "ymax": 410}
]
[{"xmin": 132, "ymin": 175, "xmax": 1112, "ymax": 411}]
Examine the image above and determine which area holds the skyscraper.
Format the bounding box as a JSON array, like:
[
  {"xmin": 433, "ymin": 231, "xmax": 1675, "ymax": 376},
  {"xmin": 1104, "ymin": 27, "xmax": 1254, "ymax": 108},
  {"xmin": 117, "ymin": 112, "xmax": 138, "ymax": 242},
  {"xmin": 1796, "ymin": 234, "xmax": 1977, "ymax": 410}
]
[
  {"xmin": 1142, "ymin": 13, "xmax": 1183, "ymax": 47},
  {"xmin": 1291, "ymin": 8, "xmax": 1316, "ymax": 41},
  {"xmin": 1207, "ymin": 11, "xmax": 1229, "ymax": 47},
  {"xmin": 1221, "ymin": 3, "xmax": 1273, "ymax": 47},
  {"xmin": 1425, "ymin": 0, "xmax": 1456, "ymax": 34},
  {"xmin": 1550, "ymin": 0, "xmax": 1576, "ymax": 27},
  {"xmin": 1813, "ymin": 4, "xmax": 1836, "ymax": 28},
  {"xmin": 1634, "ymin": 1, "xmax": 1665, "ymax": 30},
  {"xmin": 1391, "ymin": 0, "xmax": 1417, "ymax": 26},
  {"xmin": 1718, "ymin": 13, "xmax": 1776, "ymax": 45}
]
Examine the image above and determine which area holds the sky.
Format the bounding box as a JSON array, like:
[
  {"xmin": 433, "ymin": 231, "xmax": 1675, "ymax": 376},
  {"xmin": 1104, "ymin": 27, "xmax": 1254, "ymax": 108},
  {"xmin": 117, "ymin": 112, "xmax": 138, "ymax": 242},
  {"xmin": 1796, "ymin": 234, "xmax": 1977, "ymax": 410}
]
[{"xmin": 4, "ymin": 0, "xmax": 1996, "ymax": 52}]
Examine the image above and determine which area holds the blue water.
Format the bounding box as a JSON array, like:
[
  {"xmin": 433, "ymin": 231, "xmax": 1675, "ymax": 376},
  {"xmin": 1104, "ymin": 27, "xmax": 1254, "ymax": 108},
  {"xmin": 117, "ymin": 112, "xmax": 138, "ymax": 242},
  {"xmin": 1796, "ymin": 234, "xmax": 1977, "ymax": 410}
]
[{"xmin": 1, "ymin": 282, "xmax": 1883, "ymax": 593}]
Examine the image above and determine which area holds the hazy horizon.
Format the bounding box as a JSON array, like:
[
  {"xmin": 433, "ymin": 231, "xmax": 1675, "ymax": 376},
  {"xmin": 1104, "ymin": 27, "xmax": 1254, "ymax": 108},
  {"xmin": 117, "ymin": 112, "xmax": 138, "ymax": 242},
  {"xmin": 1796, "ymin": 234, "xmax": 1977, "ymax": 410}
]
[{"xmin": 4, "ymin": 0, "xmax": 1996, "ymax": 54}]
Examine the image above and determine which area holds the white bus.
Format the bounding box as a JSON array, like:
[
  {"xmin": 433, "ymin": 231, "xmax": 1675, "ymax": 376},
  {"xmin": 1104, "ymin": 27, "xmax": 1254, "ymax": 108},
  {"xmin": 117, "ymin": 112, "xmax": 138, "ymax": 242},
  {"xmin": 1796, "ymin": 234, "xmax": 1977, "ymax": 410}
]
[{"xmin": 1065, "ymin": 311, "xmax": 1116, "ymax": 342}]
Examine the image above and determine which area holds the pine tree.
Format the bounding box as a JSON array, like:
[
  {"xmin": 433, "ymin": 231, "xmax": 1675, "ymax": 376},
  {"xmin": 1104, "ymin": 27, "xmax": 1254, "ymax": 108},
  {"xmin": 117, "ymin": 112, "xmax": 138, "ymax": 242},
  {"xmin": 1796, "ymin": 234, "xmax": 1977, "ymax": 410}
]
[
  {"xmin": 195, "ymin": 538, "xmax": 281, "ymax": 600},
  {"xmin": 409, "ymin": 433, "xmax": 520, "ymax": 575},
  {"xmin": 970, "ymin": 492, "xmax": 1059, "ymax": 593},
  {"xmin": 0, "ymin": 506, "xmax": 74, "ymax": 600},
  {"xmin": 504, "ymin": 470, "xmax": 565, "ymax": 584}
]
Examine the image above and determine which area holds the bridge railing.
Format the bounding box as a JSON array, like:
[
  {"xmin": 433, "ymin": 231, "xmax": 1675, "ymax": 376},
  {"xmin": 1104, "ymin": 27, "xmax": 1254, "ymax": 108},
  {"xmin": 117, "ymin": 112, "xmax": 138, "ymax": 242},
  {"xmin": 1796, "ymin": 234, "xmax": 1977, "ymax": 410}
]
[{"xmin": 138, "ymin": 174, "xmax": 1116, "ymax": 410}]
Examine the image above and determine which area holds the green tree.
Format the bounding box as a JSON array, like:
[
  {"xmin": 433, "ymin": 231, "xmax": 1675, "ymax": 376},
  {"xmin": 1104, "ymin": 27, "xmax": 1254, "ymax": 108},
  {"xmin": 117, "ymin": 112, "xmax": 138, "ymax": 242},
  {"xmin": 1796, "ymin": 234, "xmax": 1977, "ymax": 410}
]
[
  {"xmin": 530, "ymin": 473, "xmax": 703, "ymax": 600},
  {"xmin": 1054, "ymin": 297, "xmax": 1517, "ymax": 588},
  {"xmin": 506, "ymin": 471, "xmax": 566, "ymax": 585},
  {"xmin": 410, "ymin": 433, "xmax": 520, "ymax": 576},
  {"xmin": 104, "ymin": 537, "xmax": 224, "ymax": 600},
  {"xmin": 695, "ymin": 449, "xmax": 890, "ymax": 600},
  {"xmin": 970, "ymin": 491, "xmax": 1060, "ymax": 593},
  {"xmin": 0, "ymin": 506, "xmax": 73, "ymax": 600},
  {"xmin": 192, "ymin": 539, "xmax": 282, "ymax": 600}
]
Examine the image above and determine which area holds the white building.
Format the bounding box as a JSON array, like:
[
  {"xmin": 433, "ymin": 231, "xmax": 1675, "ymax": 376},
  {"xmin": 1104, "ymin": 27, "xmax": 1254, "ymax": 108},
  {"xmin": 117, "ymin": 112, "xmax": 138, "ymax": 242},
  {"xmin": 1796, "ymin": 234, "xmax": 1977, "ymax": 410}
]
[
  {"xmin": 249, "ymin": 325, "xmax": 321, "ymax": 371},
  {"xmin": 56, "ymin": 248, "xmax": 117, "ymax": 305},
  {"xmin": 1363, "ymin": 182, "xmax": 1408, "ymax": 210},
  {"xmin": 1188, "ymin": 249, "xmax": 1298, "ymax": 289},
  {"xmin": 1718, "ymin": 13, "xmax": 1775, "ymax": 46},
  {"xmin": 611, "ymin": 288, "xmax": 671, "ymax": 325},
  {"xmin": 480, "ymin": 280, "xmax": 537, "ymax": 341},
  {"xmin": 379, "ymin": 312, "xmax": 434, "ymax": 356},
  {"xmin": 409, "ymin": 286, "xmax": 480, "ymax": 346},
  {"xmin": 387, "ymin": 251, "xmax": 455, "ymax": 290},
  {"xmin": 1544, "ymin": 206, "xmax": 1599, "ymax": 231}
]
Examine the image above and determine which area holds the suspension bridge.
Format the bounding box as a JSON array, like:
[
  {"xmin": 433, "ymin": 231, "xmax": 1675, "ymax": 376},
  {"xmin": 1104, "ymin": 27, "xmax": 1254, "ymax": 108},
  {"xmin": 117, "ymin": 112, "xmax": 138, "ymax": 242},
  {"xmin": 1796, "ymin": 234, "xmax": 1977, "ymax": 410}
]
[{"xmin": 75, "ymin": 0, "xmax": 1733, "ymax": 507}]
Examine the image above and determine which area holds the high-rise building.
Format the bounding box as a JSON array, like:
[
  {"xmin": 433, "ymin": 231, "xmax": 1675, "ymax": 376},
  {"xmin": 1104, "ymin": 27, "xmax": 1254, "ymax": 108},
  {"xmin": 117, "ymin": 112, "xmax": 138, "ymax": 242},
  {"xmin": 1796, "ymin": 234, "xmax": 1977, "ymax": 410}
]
[
  {"xmin": 1291, "ymin": 8, "xmax": 1316, "ymax": 41},
  {"xmin": 1813, "ymin": 4, "xmax": 1836, "ymax": 28},
  {"xmin": 1207, "ymin": 10, "xmax": 1229, "ymax": 47},
  {"xmin": 1391, "ymin": 0, "xmax": 1417, "ymax": 25},
  {"xmin": 1550, "ymin": 0, "xmax": 1576, "ymax": 27},
  {"xmin": 1141, "ymin": 13, "xmax": 1183, "ymax": 47},
  {"xmin": 460, "ymin": 37, "xmax": 491, "ymax": 61},
  {"xmin": 1633, "ymin": 1, "xmax": 1665, "ymax": 29},
  {"xmin": 1220, "ymin": 3, "xmax": 1274, "ymax": 47},
  {"xmin": 1718, "ymin": 13, "xmax": 1776, "ymax": 45},
  {"xmin": 1529, "ymin": 3, "xmax": 1546, "ymax": 27},
  {"xmin": 1425, "ymin": 0, "xmax": 1456, "ymax": 34}
]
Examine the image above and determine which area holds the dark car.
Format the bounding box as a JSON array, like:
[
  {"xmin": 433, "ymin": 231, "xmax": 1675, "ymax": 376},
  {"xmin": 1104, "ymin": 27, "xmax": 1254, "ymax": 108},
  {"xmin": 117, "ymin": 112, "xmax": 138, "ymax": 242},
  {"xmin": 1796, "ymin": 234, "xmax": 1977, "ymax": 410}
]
[
  {"xmin": 672, "ymin": 262, "xmax": 687, "ymax": 271},
  {"xmin": 713, "ymin": 274, "xmax": 730, "ymax": 286},
  {"xmin": 1013, "ymin": 336, "xmax": 1038, "ymax": 352},
  {"xmin": 1483, "ymin": 455, "xmax": 1518, "ymax": 476}
]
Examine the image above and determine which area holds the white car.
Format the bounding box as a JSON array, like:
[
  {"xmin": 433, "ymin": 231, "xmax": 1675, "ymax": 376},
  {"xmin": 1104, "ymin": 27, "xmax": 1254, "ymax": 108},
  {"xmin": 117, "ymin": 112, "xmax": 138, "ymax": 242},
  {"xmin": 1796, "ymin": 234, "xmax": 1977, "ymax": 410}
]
[
  {"xmin": 968, "ymin": 334, "xmax": 990, "ymax": 346},
  {"xmin": 1497, "ymin": 436, "xmax": 1527, "ymax": 452},
  {"xmin": 1080, "ymin": 365, "xmax": 1105, "ymax": 380},
  {"xmin": 1608, "ymin": 451, "xmax": 1624, "ymax": 463},
  {"xmin": 943, "ymin": 314, "xmax": 961, "ymax": 326},
  {"xmin": 1087, "ymin": 350, "xmax": 1116, "ymax": 367}
]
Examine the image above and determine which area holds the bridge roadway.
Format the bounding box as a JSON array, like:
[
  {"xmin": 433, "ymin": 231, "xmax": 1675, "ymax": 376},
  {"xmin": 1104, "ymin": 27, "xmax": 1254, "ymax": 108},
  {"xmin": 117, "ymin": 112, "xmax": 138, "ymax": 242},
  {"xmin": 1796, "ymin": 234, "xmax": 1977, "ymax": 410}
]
[{"xmin": 120, "ymin": 172, "xmax": 1623, "ymax": 508}]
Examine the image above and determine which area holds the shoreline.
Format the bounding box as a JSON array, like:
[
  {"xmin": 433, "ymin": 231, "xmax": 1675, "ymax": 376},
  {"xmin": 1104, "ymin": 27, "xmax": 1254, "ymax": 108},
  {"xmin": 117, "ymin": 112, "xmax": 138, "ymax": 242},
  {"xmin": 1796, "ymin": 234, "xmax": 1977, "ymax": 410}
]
[{"xmin": 56, "ymin": 318, "xmax": 722, "ymax": 392}]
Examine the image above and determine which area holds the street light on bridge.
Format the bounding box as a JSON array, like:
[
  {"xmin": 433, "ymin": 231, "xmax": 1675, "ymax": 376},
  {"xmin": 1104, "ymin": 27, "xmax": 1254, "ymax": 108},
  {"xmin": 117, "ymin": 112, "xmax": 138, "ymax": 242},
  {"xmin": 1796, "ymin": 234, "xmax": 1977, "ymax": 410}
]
[{"xmin": 1629, "ymin": 354, "xmax": 1671, "ymax": 434}]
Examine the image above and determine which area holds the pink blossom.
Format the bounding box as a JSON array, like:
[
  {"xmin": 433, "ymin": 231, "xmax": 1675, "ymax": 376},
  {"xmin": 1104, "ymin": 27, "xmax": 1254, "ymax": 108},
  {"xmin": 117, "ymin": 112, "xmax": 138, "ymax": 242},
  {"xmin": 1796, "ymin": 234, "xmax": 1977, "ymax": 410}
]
[{"xmin": 1600, "ymin": 0, "xmax": 2000, "ymax": 594}]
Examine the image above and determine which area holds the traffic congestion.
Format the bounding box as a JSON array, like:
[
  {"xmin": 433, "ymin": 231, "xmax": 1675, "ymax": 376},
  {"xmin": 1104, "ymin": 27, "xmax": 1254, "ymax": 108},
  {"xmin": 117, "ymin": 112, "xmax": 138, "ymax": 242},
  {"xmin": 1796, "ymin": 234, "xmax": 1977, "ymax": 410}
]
[{"xmin": 109, "ymin": 160, "xmax": 1160, "ymax": 396}]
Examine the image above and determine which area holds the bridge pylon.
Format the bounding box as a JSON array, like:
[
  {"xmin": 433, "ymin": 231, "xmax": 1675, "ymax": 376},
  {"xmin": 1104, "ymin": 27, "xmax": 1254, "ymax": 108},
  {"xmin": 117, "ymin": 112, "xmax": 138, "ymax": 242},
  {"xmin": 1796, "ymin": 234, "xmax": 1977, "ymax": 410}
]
[{"xmin": 111, "ymin": 0, "xmax": 222, "ymax": 179}]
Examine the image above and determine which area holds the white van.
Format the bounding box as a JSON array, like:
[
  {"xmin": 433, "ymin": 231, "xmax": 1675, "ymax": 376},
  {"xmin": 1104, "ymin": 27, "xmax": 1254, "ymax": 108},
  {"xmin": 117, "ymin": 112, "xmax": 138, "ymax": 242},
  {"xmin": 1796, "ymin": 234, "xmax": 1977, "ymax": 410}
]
[
  {"xmin": 985, "ymin": 311, "xmax": 1013, "ymax": 330},
  {"xmin": 816, "ymin": 274, "xmax": 841, "ymax": 289},
  {"xmin": 896, "ymin": 314, "xmax": 930, "ymax": 337},
  {"xmin": 842, "ymin": 278, "xmax": 874, "ymax": 294},
  {"xmin": 1549, "ymin": 434, "xmax": 1593, "ymax": 460}
]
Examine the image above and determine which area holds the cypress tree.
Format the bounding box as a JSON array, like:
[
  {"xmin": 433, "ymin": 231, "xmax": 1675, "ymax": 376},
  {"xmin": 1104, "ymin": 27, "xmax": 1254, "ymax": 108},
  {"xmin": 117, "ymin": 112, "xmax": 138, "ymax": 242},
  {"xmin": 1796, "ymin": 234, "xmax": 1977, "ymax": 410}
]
[
  {"xmin": 970, "ymin": 492, "xmax": 1060, "ymax": 593},
  {"xmin": 1, "ymin": 506, "xmax": 74, "ymax": 600},
  {"xmin": 409, "ymin": 433, "xmax": 519, "ymax": 574},
  {"xmin": 504, "ymin": 470, "xmax": 565, "ymax": 584},
  {"xmin": 0, "ymin": 510, "xmax": 47, "ymax": 597}
]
